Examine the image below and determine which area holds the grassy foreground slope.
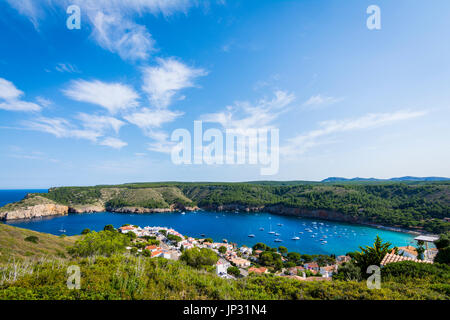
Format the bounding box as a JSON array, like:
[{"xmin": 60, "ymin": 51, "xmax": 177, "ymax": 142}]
[
  {"xmin": 0, "ymin": 225, "xmax": 448, "ymax": 300},
  {"xmin": 0, "ymin": 224, "xmax": 77, "ymax": 263}
]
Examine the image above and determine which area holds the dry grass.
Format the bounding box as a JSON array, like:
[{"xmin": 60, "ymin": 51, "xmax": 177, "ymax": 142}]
[{"xmin": 0, "ymin": 223, "xmax": 79, "ymax": 264}]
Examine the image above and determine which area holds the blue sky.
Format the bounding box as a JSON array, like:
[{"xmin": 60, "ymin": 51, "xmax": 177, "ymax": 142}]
[{"xmin": 0, "ymin": 0, "xmax": 449, "ymax": 188}]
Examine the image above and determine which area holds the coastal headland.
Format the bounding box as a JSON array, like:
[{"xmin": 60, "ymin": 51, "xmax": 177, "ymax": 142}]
[{"xmin": 0, "ymin": 181, "xmax": 449, "ymax": 234}]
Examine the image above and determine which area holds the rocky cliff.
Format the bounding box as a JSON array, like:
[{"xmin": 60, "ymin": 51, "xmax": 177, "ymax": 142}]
[{"xmin": 0, "ymin": 203, "xmax": 69, "ymax": 221}]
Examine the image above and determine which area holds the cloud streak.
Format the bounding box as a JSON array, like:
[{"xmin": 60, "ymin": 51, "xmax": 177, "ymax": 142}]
[
  {"xmin": 0, "ymin": 78, "xmax": 42, "ymax": 112},
  {"xmin": 142, "ymin": 58, "xmax": 207, "ymax": 108},
  {"xmin": 303, "ymin": 94, "xmax": 343, "ymax": 108},
  {"xmin": 202, "ymin": 90, "xmax": 295, "ymax": 130},
  {"xmin": 63, "ymin": 79, "xmax": 139, "ymax": 114},
  {"xmin": 282, "ymin": 110, "xmax": 428, "ymax": 157},
  {"xmin": 5, "ymin": 0, "xmax": 195, "ymax": 61}
]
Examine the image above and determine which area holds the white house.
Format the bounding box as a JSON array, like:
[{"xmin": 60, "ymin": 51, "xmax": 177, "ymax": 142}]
[
  {"xmin": 216, "ymin": 260, "xmax": 231, "ymax": 276},
  {"xmin": 240, "ymin": 247, "xmax": 253, "ymax": 255}
]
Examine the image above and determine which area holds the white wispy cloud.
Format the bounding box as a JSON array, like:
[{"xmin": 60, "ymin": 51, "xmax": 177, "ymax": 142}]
[
  {"xmin": 63, "ymin": 79, "xmax": 139, "ymax": 114},
  {"xmin": 6, "ymin": 0, "xmax": 194, "ymax": 61},
  {"xmin": 124, "ymin": 107, "xmax": 183, "ymax": 134},
  {"xmin": 0, "ymin": 101, "xmax": 42, "ymax": 112},
  {"xmin": 202, "ymin": 90, "xmax": 295, "ymax": 130},
  {"xmin": 0, "ymin": 78, "xmax": 23, "ymax": 100},
  {"xmin": 0, "ymin": 78, "xmax": 42, "ymax": 112},
  {"xmin": 91, "ymin": 11, "xmax": 155, "ymax": 61},
  {"xmin": 124, "ymin": 106, "xmax": 185, "ymax": 154},
  {"xmin": 55, "ymin": 63, "xmax": 80, "ymax": 73},
  {"xmin": 77, "ymin": 113, "xmax": 126, "ymax": 134},
  {"xmin": 146, "ymin": 130, "xmax": 177, "ymax": 154},
  {"xmin": 5, "ymin": 0, "xmax": 43, "ymax": 29},
  {"xmin": 36, "ymin": 96, "xmax": 52, "ymax": 107},
  {"xmin": 142, "ymin": 58, "xmax": 207, "ymax": 108},
  {"xmin": 281, "ymin": 110, "xmax": 428, "ymax": 157},
  {"xmin": 24, "ymin": 115, "xmax": 127, "ymax": 149},
  {"xmin": 303, "ymin": 94, "xmax": 343, "ymax": 108},
  {"xmin": 24, "ymin": 117, "xmax": 100, "ymax": 141},
  {"xmin": 99, "ymin": 137, "xmax": 128, "ymax": 149}
]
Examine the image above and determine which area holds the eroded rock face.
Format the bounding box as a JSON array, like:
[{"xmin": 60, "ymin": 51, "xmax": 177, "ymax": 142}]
[
  {"xmin": 69, "ymin": 205, "xmax": 105, "ymax": 213},
  {"xmin": 0, "ymin": 204, "xmax": 69, "ymax": 220}
]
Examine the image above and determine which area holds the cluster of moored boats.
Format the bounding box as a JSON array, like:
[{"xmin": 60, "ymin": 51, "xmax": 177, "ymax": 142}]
[{"xmin": 248, "ymin": 220, "xmax": 370, "ymax": 244}]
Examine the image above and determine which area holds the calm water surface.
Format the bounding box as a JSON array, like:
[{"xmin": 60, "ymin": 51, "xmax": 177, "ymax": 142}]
[{"xmin": 1, "ymin": 190, "xmax": 415, "ymax": 255}]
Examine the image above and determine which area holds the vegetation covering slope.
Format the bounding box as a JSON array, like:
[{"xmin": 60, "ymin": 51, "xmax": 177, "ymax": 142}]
[{"xmin": 0, "ymin": 225, "xmax": 449, "ymax": 300}]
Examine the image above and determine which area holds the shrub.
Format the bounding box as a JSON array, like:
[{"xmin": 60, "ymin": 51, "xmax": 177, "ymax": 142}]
[
  {"xmin": 68, "ymin": 230, "xmax": 130, "ymax": 257},
  {"xmin": 180, "ymin": 248, "xmax": 218, "ymax": 268},
  {"xmin": 81, "ymin": 228, "xmax": 91, "ymax": 235},
  {"xmin": 126, "ymin": 232, "xmax": 137, "ymax": 240},
  {"xmin": 227, "ymin": 266, "xmax": 240, "ymax": 277},
  {"xmin": 381, "ymin": 261, "xmax": 450, "ymax": 281},
  {"xmin": 103, "ymin": 224, "xmax": 116, "ymax": 232},
  {"xmin": 24, "ymin": 236, "xmax": 39, "ymax": 244},
  {"xmin": 167, "ymin": 234, "xmax": 182, "ymax": 244},
  {"xmin": 333, "ymin": 261, "xmax": 362, "ymax": 281}
]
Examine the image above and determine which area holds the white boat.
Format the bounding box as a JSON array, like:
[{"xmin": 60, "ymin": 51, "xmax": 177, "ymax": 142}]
[
  {"xmin": 274, "ymin": 239, "xmax": 283, "ymax": 242},
  {"xmin": 268, "ymin": 225, "xmax": 275, "ymax": 234},
  {"xmin": 259, "ymin": 227, "xmax": 264, "ymax": 231},
  {"xmin": 248, "ymin": 234, "xmax": 255, "ymax": 238},
  {"xmin": 277, "ymin": 223, "xmax": 283, "ymax": 226},
  {"xmin": 181, "ymin": 212, "xmax": 186, "ymax": 215},
  {"xmin": 275, "ymin": 233, "xmax": 281, "ymax": 236},
  {"xmin": 291, "ymin": 236, "xmax": 300, "ymax": 240},
  {"xmin": 59, "ymin": 229, "xmax": 66, "ymax": 233}
]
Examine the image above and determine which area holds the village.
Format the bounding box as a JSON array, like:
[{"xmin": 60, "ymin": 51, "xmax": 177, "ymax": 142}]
[{"xmin": 117, "ymin": 224, "xmax": 436, "ymax": 281}]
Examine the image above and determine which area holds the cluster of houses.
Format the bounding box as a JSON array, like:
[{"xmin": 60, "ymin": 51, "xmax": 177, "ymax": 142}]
[
  {"xmin": 117, "ymin": 224, "xmax": 438, "ymax": 282},
  {"xmin": 118, "ymin": 224, "xmax": 348, "ymax": 280}
]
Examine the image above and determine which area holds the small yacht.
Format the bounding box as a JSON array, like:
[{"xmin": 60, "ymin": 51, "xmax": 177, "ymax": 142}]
[
  {"xmin": 181, "ymin": 212, "xmax": 186, "ymax": 215},
  {"xmin": 248, "ymin": 234, "xmax": 255, "ymax": 238},
  {"xmin": 275, "ymin": 233, "xmax": 281, "ymax": 236},
  {"xmin": 277, "ymin": 223, "xmax": 283, "ymax": 227},
  {"xmin": 59, "ymin": 229, "xmax": 66, "ymax": 233},
  {"xmin": 274, "ymin": 239, "xmax": 283, "ymax": 242},
  {"xmin": 268, "ymin": 225, "xmax": 275, "ymax": 234},
  {"xmin": 291, "ymin": 236, "xmax": 300, "ymax": 240},
  {"xmin": 259, "ymin": 227, "xmax": 264, "ymax": 231}
]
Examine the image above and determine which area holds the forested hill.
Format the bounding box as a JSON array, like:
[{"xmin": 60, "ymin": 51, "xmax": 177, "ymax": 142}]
[{"xmin": 1, "ymin": 181, "xmax": 449, "ymax": 233}]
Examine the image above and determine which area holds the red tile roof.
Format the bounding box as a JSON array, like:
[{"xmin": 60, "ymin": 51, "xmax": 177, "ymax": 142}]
[
  {"xmin": 380, "ymin": 253, "xmax": 433, "ymax": 266},
  {"xmin": 249, "ymin": 267, "xmax": 268, "ymax": 274}
]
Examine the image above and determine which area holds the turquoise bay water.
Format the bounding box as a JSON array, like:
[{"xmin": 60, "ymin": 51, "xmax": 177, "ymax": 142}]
[{"xmin": 1, "ymin": 190, "xmax": 415, "ymax": 255}]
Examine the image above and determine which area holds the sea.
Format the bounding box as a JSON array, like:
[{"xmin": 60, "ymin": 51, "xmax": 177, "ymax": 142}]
[{"xmin": 0, "ymin": 189, "xmax": 416, "ymax": 255}]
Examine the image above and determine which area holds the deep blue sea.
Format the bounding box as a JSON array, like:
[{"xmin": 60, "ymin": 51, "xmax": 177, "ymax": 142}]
[{"xmin": 1, "ymin": 189, "xmax": 416, "ymax": 255}]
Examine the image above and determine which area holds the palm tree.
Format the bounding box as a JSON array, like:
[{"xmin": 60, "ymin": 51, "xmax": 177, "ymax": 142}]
[{"xmin": 354, "ymin": 235, "xmax": 397, "ymax": 275}]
